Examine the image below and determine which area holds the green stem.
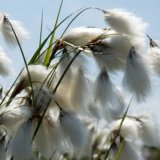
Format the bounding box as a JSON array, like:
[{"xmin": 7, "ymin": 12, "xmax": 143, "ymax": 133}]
[
  {"xmin": 115, "ymin": 138, "xmax": 125, "ymax": 160},
  {"xmin": 6, "ymin": 17, "xmax": 34, "ymax": 104},
  {"xmin": 104, "ymin": 97, "xmax": 133, "ymax": 160},
  {"xmin": 53, "ymin": 50, "xmax": 81, "ymax": 94},
  {"xmin": 43, "ymin": 0, "xmax": 64, "ymax": 65}
]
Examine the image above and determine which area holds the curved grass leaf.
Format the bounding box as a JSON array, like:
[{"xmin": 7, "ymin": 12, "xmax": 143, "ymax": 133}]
[
  {"xmin": 37, "ymin": 9, "xmax": 44, "ymax": 64},
  {"xmin": 104, "ymin": 96, "xmax": 133, "ymax": 159},
  {"xmin": 43, "ymin": 0, "xmax": 64, "ymax": 66},
  {"xmin": 29, "ymin": 7, "xmax": 86, "ymax": 65},
  {"xmin": 115, "ymin": 138, "xmax": 125, "ymax": 160},
  {"xmin": 32, "ymin": 49, "xmax": 81, "ymax": 142},
  {"xmin": 4, "ymin": 17, "xmax": 34, "ymax": 105}
]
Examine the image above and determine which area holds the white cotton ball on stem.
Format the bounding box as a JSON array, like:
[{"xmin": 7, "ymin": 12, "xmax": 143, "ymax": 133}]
[
  {"xmin": 94, "ymin": 67, "xmax": 115, "ymax": 106},
  {"xmin": 54, "ymin": 89, "xmax": 72, "ymax": 110},
  {"xmin": 62, "ymin": 26, "xmax": 106, "ymax": 47},
  {"xmin": 10, "ymin": 65, "xmax": 53, "ymax": 103},
  {"xmin": 0, "ymin": 13, "xmax": 29, "ymax": 46},
  {"xmin": 93, "ymin": 48, "xmax": 124, "ymax": 71},
  {"xmin": 0, "ymin": 47, "xmax": 13, "ymax": 76},
  {"xmin": 55, "ymin": 51, "xmax": 74, "ymax": 96},
  {"xmin": 101, "ymin": 33, "xmax": 131, "ymax": 60},
  {"xmin": 128, "ymin": 36, "xmax": 146, "ymax": 53},
  {"xmin": 33, "ymin": 113, "xmax": 62, "ymax": 160},
  {"xmin": 33, "ymin": 85, "xmax": 52, "ymax": 113},
  {"xmin": 58, "ymin": 51, "xmax": 73, "ymax": 80},
  {"xmin": 18, "ymin": 65, "xmax": 53, "ymax": 93},
  {"xmin": 140, "ymin": 119, "xmax": 160, "ymax": 147},
  {"xmin": 134, "ymin": 112, "xmax": 160, "ymax": 147},
  {"xmin": 110, "ymin": 117, "xmax": 140, "ymax": 141},
  {"xmin": 104, "ymin": 9, "xmax": 147, "ymax": 54},
  {"xmin": 147, "ymin": 47, "xmax": 160, "ymax": 75},
  {"xmin": 104, "ymin": 9, "xmax": 148, "ymax": 37},
  {"xmin": 110, "ymin": 140, "xmax": 143, "ymax": 160},
  {"xmin": 89, "ymin": 30, "xmax": 127, "ymax": 71},
  {"xmin": 33, "ymin": 106, "xmax": 62, "ymax": 159},
  {"xmin": 8, "ymin": 121, "xmax": 34, "ymax": 160},
  {"xmin": 90, "ymin": 29, "xmax": 130, "ymax": 55},
  {"xmin": 60, "ymin": 110, "xmax": 87, "ymax": 151},
  {"xmin": 0, "ymin": 105, "xmax": 32, "ymax": 135},
  {"xmin": 92, "ymin": 45, "xmax": 125, "ymax": 71},
  {"xmin": 69, "ymin": 68, "xmax": 89, "ymax": 111},
  {"xmin": 54, "ymin": 70, "xmax": 74, "ymax": 111},
  {"xmin": 123, "ymin": 47, "xmax": 151, "ymax": 101},
  {"xmin": 92, "ymin": 32, "xmax": 146, "ymax": 71},
  {"xmin": 21, "ymin": 65, "xmax": 50, "ymax": 85},
  {"xmin": 107, "ymin": 88, "xmax": 126, "ymax": 120}
]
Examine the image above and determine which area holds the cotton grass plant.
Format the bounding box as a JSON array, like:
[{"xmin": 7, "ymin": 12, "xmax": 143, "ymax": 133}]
[{"xmin": 0, "ymin": 1, "xmax": 160, "ymax": 160}]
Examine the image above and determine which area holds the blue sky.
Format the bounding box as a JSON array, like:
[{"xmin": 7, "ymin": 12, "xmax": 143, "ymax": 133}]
[
  {"xmin": 1, "ymin": 0, "xmax": 160, "ymax": 116},
  {"xmin": 1, "ymin": 0, "xmax": 160, "ymax": 69}
]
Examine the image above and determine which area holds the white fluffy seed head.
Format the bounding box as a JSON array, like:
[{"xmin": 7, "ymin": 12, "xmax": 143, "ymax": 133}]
[
  {"xmin": 101, "ymin": 33, "xmax": 131, "ymax": 60},
  {"xmin": 140, "ymin": 120, "xmax": 160, "ymax": 147},
  {"xmin": 69, "ymin": 68, "xmax": 89, "ymax": 111},
  {"xmin": 60, "ymin": 110, "xmax": 87, "ymax": 150},
  {"xmin": 123, "ymin": 47, "xmax": 151, "ymax": 101},
  {"xmin": 0, "ymin": 13, "xmax": 29, "ymax": 46},
  {"xmin": 110, "ymin": 140, "xmax": 143, "ymax": 160},
  {"xmin": 0, "ymin": 105, "xmax": 32, "ymax": 135},
  {"xmin": 133, "ymin": 112, "xmax": 160, "ymax": 147},
  {"xmin": 104, "ymin": 9, "xmax": 147, "ymax": 54},
  {"xmin": 104, "ymin": 9, "xmax": 148, "ymax": 37},
  {"xmin": 58, "ymin": 52, "xmax": 73, "ymax": 79},
  {"xmin": 147, "ymin": 47, "xmax": 160, "ymax": 75},
  {"xmin": 92, "ymin": 32, "xmax": 146, "ymax": 72},
  {"xmin": 33, "ymin": 111, "xmax": 63, "ymax": 159},
  {"xmin": 94, "ymin": 67, "xmax": 115, "ymax": 106},
  {"xmin": 20, "ymin": 65, "xmax": 52, "ymax": 88},
  {"xmin": 33, "ymin": 85, "xmax": 52, "ymax": 113},
  {"xmin": 107, "ymin": 88, "xmax": 126, "ymax": 120},
  {"xmin": 88, "ymin": 29, "xmax": 126, "ymax": 71},
  {"xmin": 8, "ymin": 121, "xmax": 34, "ymax": 160},
  {"xmin": 110, "ymin": 117, "xmax": 140, "ymax": 141},
  {"xmin": 0, "ymin": 47, "xmax": 13, "ymax": 76},
  {"xmin": 92, "ymin": 51, "xmax": 125, "ymax": 72},
  {"xmin": 62, "ymin": 26, "xmax": 106, "ymax": 47}
]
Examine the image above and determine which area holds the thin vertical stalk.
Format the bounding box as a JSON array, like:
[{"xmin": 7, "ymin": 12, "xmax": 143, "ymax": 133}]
[
  {"xmin": 43, "ymin": 0, "xmax": 64, "ymax": 65},
  {"xmin": 104, "ymin": 97, "xmax": 133, "ymax": 160},
  {"xmin": 6, "ymin": 17, "xmax": 34, "ymax": 104}
]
